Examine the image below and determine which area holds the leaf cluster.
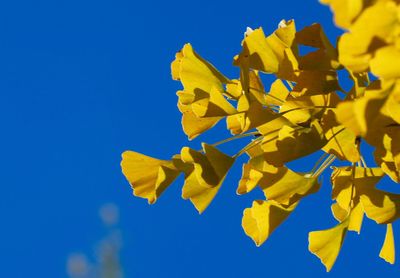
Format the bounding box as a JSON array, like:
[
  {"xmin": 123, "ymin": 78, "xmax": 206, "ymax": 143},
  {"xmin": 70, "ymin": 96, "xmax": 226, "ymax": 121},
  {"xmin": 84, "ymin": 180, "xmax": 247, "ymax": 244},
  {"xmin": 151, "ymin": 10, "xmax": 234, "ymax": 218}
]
[{"xmin": 121, "ymin": 0, "xmax": 400, "ymax": 271}]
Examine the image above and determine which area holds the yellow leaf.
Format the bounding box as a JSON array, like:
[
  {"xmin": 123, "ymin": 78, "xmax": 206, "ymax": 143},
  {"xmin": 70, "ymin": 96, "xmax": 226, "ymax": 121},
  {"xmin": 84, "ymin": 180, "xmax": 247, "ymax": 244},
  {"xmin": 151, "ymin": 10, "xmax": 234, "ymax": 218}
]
[
  {"xmin": 370, "ymin": 45, "xmax": 400, "ymax": 80},
  {"xmin": 242, "ymin": 200, "xmax": 297, "ymax": 246},
  {"xmin": 238, "ymin": 27, "xmax": 280, "ymax": 73},
  {"xmin": 308, "ymin": 218, "xmax": 349, "ymax": 272},
  {"xmin": 385, "ymin": 83, "xmax": 400, "ymax": 124},
  {"xmin": 321, "ymin": 110, "xmax": 360, "ymax": 162},
  {"xmin": 331, "ymin": 202, "xmax": 364, "ymax": 234},
  {"xmin": 180, "ymin": 144, "xmax": 235, "ymax": 213},
  {"xmin": 281, "ymin": 92, "xmax": 340, "ymax": 125},
  {"xmin": 235, "ymin": 21, "xmax": 297, "ymax": 75},
  {"xmin": 121, "ymin": 151, "xmax": 181, "ymax": 204},
  {"xmin": 375, "ymin": 146, "xmax": 400, "ymax": 183},
  {"xmin": 178, "ymin": 102, "xmax": 221, "ymax": 140},
  {"xmin": 172, "ymin": 44, "xmax": 235, "ymax": 139},
  {"xmin": 261, "ymin": 169, "xmax": 320, "ymax": 206},
  {"xmin": 265, "ymin": 79, "xmax": 289, "ymax": 106},
  {"xmin": 380, "ymin": 224, "xmax": 396, "ymax": 264},
  {"xmin": 191, "ymin": 86, "xmax": 237, "ymax": 117},
  {"xmin": 360, "ymin": 191, "xmax": 400, "ymax": 224},
  {"xmin": 337, "ymin": 1, "xmax": 400, "ymax": 72},
  {"xmin": 320, "ymin": 0, "xmax": 365, "ymax": 29},
  {"xmin": 331, "ymin": 166, "xmax": 385, "ymax": 209},
  {"xmin": 348, "ymin": 202, "xmax": 364, "ymax": 234},
  {"xmin": 173, "ymin": 43, "xmax": 229, "ymax": 93},
  {"xmin": 331, "ymin": 202, "xmax": 348, "ymax": 222},
  {"xmin": 291, "ymin": 70, "xmax": 341, "ymax": 97},
  {"xmin": 295, "ymin": 23, "xmax": 339, "ymax": 70},
  {"xmin": 261, "ymin": 120, "xmax": 327, "ymax": 166},
  {"xmin": 336, "ymin": 85, "xmax": 390, "ymax": 137}
]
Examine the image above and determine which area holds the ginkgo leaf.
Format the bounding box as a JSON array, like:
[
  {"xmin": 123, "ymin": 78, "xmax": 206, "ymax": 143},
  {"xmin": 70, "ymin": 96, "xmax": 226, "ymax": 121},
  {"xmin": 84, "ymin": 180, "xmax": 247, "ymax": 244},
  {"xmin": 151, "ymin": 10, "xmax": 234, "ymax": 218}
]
[
  {"xmin": 266, "ymin": 19, "xmax": 298, "ymax": 62},
  {"xmin": 308, "ymin": 218, "xmax": 349, "ymax": 272},
  {"xmin": 291, "ymin": 70, "xmax": 341, "ymax": 97},
  {"xmin": 335, "ymin": 85, "xmax": 390, "ymax": 137},
  {"xmin": 242, "ymin": 200, "xmax": 297, "ymax": 246},
  {"xmin": 235, "ymin": 21, "xmax": 298, "ymax": 76},
  {"xmin": 238, "ymin": 156, "xmax": 320, "ymax": 205},
  {"xmin": 178, "ymin": 102, "xmax": 222, "ymax": 140},
  {"xmin": 348, "ymin": 202, "xmax": 364, "ymax": 233},
  {"xmin": 337, "ymin": 1, "xmax": 400, "ymax": 72},
  {"xmin": 237, "ymin": 163, "xmax": 264, "ymax": 195},
  {"xmin": 180, "ymin": 144, "xmax": 235, "ymax": 213},
  {"xmin": 375, "ymin": 146, "xmax": 400, "ymax": 183},
  {"xmin": 370, "ymin": 45, "xmax": 400, "ymax": 80},
  {"xmin": 237, "ymin": 27, "xmax": 280, "ymax": 73},
  {"xmin": 295, "ymin": 23, "xmax": 340, "ymax": 70},
  {"xmin": 331, "ymin": 202, "xmax": 348, "ymax": 222},
  {"xmin": 121, "ymin": 4, "xmax": 400, "ymax": 270},
  {"xmin": 379, "ymin": 224, "xmax": 396, "ymax": 264},
  {"xmin": 237, "ymin": 154, "xmax": 277, "ymax": 195},
  {"xmin": 227, "ymin": 96, "xmax": 277, "ymax": 135},
  {"xmin": 191, "ymin": 86, "xmax": 237, "ymax": 117},
  {"xmin": 121, "ymin": 151, "xmax": 181, "ymax": 204},
  {"xmin": 330, "ymin": 166, "xmax": 385, "ymax": 209},
  {"xmin": 320, "ymin": 0, "xmax": 365, "ymax": 29},
  {"xmin": 265, "ymin": 79, "xmax": 289, "ymax": 106},
  {"xmin": 321, "ymin": 110, "xmax": 360, "ymax": 162},
  {"xmin": 260, "ymin": 168, "xmax": 320, "ymax": 205},
  {"xmin": 280, "ymin": 92, "xmax": 339, "ymax": 125},
  {"xmin": 384, "ymin": 82, "xmax": 400, "ymax": 124},
  {"xmin": 172, "ymin": 43, "xmax": 229, "ymax": 92},
  {"xmin": 262, "ymin": 120, "xmax": 327, "ymax": 166},
  {"xmin": 172, "ymin": 44, "xmax": 234, "ymax": 139},
  {"xmin": 225, "ymin": 71, "xmax": 279, "ymax": 134},
  {"xmin": 360, "ymin": 191, "xmax": 400, "ymax": 224}
]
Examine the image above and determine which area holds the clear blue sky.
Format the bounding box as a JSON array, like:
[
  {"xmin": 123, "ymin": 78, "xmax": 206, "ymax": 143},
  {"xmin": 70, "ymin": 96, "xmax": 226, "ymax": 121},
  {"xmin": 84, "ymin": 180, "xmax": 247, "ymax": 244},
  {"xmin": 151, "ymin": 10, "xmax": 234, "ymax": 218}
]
[{"xmin": 0, "ymin": 0, "xmax": 398, "ymax": 277}]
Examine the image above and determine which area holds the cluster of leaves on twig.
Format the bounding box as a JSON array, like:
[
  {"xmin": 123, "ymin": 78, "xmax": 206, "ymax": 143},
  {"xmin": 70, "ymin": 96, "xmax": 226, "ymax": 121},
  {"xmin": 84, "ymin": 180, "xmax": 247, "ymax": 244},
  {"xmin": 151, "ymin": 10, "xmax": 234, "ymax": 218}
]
[{"xmin": 121, "ymin": 0, "xmax": 400, "ymax": 271}]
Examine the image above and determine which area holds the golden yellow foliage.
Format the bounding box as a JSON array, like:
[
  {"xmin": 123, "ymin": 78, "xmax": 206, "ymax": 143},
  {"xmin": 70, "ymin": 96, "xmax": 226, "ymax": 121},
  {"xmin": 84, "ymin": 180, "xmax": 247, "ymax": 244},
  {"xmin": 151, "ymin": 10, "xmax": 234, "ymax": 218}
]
[{"xmin": 121, "ymin": 0, "xmax": 400, "ymax": 271}]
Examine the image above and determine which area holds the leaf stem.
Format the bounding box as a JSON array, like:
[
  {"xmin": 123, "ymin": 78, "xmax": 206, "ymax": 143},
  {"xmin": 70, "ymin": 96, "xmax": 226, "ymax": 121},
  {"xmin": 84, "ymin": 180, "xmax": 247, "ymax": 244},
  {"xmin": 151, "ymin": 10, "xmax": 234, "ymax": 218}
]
[
  {"xmin": 312, "ymin": 154, "xmax": 336, "ymax": 177},
  {"xmin": 211, "ymin": 131, "xmax": 260, "ymax": 148}
]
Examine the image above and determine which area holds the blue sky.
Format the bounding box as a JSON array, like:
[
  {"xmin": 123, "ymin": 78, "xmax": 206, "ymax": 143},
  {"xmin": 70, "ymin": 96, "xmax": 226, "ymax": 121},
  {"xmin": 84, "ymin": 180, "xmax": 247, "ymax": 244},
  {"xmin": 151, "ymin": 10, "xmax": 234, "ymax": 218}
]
[{"xmin": 0, "ymin": 0, "xmax": 398, "ymax": 277}]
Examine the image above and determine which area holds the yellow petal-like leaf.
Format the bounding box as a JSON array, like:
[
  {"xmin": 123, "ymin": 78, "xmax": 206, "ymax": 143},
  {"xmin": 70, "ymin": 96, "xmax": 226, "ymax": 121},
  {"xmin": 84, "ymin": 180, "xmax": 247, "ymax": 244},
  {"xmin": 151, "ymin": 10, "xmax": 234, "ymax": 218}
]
[
  {"xmin": 320, "ymin": 0, "xmax": 365, "ymax": 29},
  {"xmin": 178, "ymin": 102, "xmax": 221, "ymax": 140},
  {"xmin": 181, "ymin": 144, "xmax": 235, "ymax": 213},
  {"xmin": 121, "ymin": 151, "xmax": 180, "ymax": 204},
  {"xmin": 379, "ymin": 224, "xmax": 396, "ymax": 264},
  {"xmin": 239, "ymin": 28, "xmax": 280, "ymax": 73},
  {"xmin": 321, "ymin": 110, "xmax": 360, "ymax": 162},
  {"xmin": 261, "ymin": 169, "xmax": 320, "ymax": 206},
  {"xmin": 191, "ymin": 86, "xmax": 237, "ymax": 117},
  {"xmin": 262, "ymin": 120, "xmax": 327, "ymax": 166},
  {"xmin": 360, "ymin": 191, "xmax": 400, "ymax": 224},
  {"xmin": 242, "ymin": 200, "xmax": 297, "ymax": 246},
  {"xmin": 370, "ymin": 45, "xmax": 400, "ymax": 80},
  {"xmin": 265, "ymin": 79, "xmax": 289, "ymax": 106},
  {"xmin": 174, "ymin": 43, "xmax": 229, "ymax": 93},
  {"xmin": 331, "ymin": 166, "xmax": 385, "ymax": 209},
  {"xmin": 308, "ymin": 218, "xmax": 349, "ymax": 272}
]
